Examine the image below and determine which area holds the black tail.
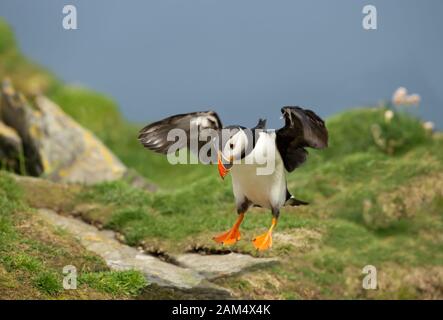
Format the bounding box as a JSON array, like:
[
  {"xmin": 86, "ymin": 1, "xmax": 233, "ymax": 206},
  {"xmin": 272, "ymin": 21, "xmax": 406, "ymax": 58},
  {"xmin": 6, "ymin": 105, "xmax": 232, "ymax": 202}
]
[
  {"xmin": 285, "ymin": 190, "xmax": 309, "ymax": 206},
  {"xmin": 254, "ymin": 118, "xmax": 267, "ymax": 130},
  {"xmin": 285, "ymin": 197, "xmax": 309, "ymax": 206}
]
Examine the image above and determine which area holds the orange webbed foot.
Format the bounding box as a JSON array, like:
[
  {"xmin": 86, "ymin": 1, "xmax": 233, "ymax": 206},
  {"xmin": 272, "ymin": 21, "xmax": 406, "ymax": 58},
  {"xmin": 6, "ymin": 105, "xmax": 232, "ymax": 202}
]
[
  {"xmin": 252, "ymin": 217, "xmax": 277, "ymax": 251},
  {"xmin": 252, "ymin": 231, "xmax": 273, "ymax": 251},
  {"xmin": 213, "ymin": 228, "xmax": 241, "ymax": 245},
  {"xmin": 213, "ymin": 213, "xmax": 244, "ymax": 246}
]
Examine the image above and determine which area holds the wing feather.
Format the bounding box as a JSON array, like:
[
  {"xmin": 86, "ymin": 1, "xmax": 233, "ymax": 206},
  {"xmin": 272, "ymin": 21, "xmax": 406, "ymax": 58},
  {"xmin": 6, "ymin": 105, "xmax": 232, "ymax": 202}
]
[
  {"xmin": 138, "ymin": 111, "xmax": 222, "ymax": 163},
  {"xmin": 276, "ymin": 106, "xmax": 328, "ymax": 172}
]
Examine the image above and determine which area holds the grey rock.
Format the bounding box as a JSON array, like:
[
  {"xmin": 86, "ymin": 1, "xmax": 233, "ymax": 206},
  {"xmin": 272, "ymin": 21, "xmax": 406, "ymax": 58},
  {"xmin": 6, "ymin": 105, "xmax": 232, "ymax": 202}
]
[
  {"xmin": 37, "ymin": 209, "xmax": 230, "ymax": 296},
  {"xmin": 0, "ymin": 80, "xmax": 43, "ymax": 175},
  {"xmin": 0, "ymin": 121, "xmax": 22, "ymax": 172},
  {"xmin": 31, "ymin": 94, "xmax": 127, "ymax": 184},
  {"xmin": 0, "ymin": 80, "xmax": 127, "ymax": 184},
  {"xmin": 176, "ymin": 253, "xmax": 278, "ymax": 280}
]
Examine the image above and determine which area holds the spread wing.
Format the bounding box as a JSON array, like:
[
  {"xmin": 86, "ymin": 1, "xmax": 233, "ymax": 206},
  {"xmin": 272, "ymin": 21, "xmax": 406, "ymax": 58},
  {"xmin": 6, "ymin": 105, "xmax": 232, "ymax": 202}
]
[
  {"xmin": 138, "ymin": 111, "xmax": 222, "ymax": 163},
  {"xmin": 276, "ymin": 106, "xmax": 328, "ymax": 172}
]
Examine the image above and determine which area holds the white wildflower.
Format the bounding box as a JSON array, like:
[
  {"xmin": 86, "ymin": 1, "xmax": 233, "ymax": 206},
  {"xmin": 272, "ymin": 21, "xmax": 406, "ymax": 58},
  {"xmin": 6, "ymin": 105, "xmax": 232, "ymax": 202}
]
[
  {"xmin": 406, "ymin": 94, "xmax": 421, "ymax": 106},
  {"xmin": 392, "ymin": 87, "xmax": 407, "ymax": 106},
  {"xmin": 423, "ymin": 121, "xmax": 434, "ymax": 132},
  {"xmin": 384, "ymin": 110, "xmax": 394, "ymax": 123}
]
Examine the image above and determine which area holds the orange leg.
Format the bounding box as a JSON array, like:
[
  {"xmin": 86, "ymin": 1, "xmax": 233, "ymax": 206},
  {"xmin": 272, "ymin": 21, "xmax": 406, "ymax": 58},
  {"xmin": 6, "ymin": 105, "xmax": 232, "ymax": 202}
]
[
  {"xmin": 252, "ymin": 218, "xmax": 278, "ymax": 251},
  {"xmin": 213, "ymin": 213, "xmax": 245, "ymax": 245}
]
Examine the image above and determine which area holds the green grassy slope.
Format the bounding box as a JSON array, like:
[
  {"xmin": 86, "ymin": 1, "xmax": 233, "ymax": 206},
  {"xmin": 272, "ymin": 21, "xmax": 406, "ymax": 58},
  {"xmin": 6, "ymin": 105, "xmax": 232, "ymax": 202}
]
[
  {"xmin": 1, "ymin": 18, "xmax": 443, "ymax": 299},
  {"xmin": 0, "ymin": 173, "xmax": 147, "ymax": 299}
]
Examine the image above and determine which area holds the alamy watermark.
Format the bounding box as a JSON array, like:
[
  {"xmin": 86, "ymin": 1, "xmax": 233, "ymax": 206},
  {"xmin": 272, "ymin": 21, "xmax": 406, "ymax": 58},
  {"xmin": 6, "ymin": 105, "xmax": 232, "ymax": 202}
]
[
  {"xmin": 162, "ymin": 126, "xmax": 277, "ymax": 176},
  {"xmin": 362, "ymin": 5, "xmax": 377, "ymax": 30},
  {"xmin": 362, "ymin": 265, "xmax": 377, "ymax": 290},
  {"xmin": 63, "ymin": 265, "xmax": 77, "ymax": 290},
  {"xmin": 61, "ymin": 4, "xmax": 379, "ymax": 32},
  {"xmin": 62, "ymin": 5, "xmax": 78, "ymax": 30}
]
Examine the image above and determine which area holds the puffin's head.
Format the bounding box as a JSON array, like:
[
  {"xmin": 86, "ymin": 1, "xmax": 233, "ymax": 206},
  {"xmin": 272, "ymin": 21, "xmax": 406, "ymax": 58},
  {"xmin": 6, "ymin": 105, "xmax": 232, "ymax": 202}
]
[{"xmin": 218, "ymin": 129, "xmax": 249, "ymax": 179}]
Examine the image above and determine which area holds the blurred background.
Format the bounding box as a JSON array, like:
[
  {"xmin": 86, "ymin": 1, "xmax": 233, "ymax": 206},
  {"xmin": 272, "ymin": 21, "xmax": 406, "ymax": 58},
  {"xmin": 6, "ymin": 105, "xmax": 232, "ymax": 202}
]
[
  {"xmin": 1, "ymin": 0, "xmax": 442, "ymax": 128},
  {"xmin": 1, "ymin": 1, "xmax": 443, "ymax": 300}
]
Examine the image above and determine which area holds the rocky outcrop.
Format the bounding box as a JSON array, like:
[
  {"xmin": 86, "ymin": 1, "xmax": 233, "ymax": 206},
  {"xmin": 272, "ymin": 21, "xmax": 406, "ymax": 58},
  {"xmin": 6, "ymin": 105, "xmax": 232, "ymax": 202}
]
[
  {"xmin": 0, "ymin": 79, "xmax": 126, "ymax": 183},
  {"xmin": 0, "ymin": 79, "xmax": 154, "ymax": 189}
]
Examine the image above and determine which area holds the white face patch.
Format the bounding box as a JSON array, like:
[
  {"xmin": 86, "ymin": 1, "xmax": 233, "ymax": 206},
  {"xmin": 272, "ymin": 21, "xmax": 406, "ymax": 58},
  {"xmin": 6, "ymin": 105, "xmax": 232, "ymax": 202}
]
[
  {"xmin": 222, "ymin": 130, "xmax": 249, "ymax": 162},
  {"xmin": 194, "ymin": 115, "xmax": 218, "ymax": 130}
]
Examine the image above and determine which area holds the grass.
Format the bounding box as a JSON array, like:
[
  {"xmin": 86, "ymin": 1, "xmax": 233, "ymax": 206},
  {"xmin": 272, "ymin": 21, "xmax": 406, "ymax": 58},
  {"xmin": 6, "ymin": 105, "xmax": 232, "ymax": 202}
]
[{"xmin": 79, "ymin": 271, "xmax": 147, "ymax": 297}]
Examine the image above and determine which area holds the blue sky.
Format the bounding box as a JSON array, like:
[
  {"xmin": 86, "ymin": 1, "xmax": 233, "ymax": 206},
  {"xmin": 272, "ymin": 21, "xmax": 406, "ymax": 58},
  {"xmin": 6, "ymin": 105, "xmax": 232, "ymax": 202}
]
[{"xmin": 1, "ymin": 0, "xmax": 442, "ymax": 128}]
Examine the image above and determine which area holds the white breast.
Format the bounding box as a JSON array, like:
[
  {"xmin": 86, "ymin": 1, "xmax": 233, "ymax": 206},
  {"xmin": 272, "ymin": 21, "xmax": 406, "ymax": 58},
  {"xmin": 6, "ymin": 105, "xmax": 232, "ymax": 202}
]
[{"xmin": 230, "ymin": 132, "xmax": 286, "ymax": 210}]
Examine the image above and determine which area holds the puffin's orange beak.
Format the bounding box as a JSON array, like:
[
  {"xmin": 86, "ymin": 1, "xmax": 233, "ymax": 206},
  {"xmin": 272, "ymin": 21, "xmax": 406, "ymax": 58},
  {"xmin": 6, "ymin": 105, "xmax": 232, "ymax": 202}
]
[{"xmin": 218, "ymin": 152, "xmax": 232, "ymax": 180}]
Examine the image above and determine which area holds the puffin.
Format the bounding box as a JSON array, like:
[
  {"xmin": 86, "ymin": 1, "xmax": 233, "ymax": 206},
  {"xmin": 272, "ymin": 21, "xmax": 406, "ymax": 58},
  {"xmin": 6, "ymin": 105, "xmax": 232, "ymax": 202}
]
[{"xmin": 138, "ymin": 107, "xmax": 328, "ymax": 251}]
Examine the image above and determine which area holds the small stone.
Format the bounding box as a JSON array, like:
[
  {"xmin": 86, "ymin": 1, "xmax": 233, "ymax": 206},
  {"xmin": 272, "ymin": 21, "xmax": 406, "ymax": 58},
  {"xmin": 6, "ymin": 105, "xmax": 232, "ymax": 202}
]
[
  {"xmin": 175, "ymin": 253, "xmax": 278, "ymax": 280},
  {"xmin": 115, "ymin": 233, "xmax": 126, "ymax": 242}
]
